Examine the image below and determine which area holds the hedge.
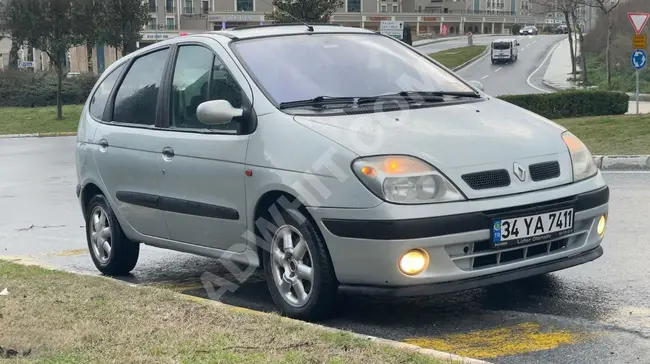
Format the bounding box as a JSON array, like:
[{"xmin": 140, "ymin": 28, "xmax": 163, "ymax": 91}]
[
  {"xmin": 498, "ymin": 90, "xmax": 629, "ymax": 119},
  {"xmin": 0, "ymin": 70, "xmax": 98, "ymax": 107}
]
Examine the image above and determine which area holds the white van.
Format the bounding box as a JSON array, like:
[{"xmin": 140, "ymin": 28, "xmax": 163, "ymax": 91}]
[{"xmin": 491, "ymin": 39, "xmax": 519, "ymax": 64}]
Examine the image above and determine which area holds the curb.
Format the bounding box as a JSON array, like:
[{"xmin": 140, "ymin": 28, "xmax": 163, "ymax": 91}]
[
  {"xmin": 594, "ymin": 155, "xmax": 650, "ymax": 171},
  {"xmin": 414, "ymin": 34, "xmax": 493, "ymax": 48},
  {"xmin": 175, "ymin": 293, "xmax": 493, "ymax": 364},
  {"xmin": 542, "ymin": 79, "xmax": 650, "ymax": 102},
  {"xmin": 453, "ymin": 45, "xmax": 490, "ymax": 72},
  {"xmin": 0, "ymin": 256, "xmax": 490, "ymax": 364},
  {"xmin": 0, "ymin": 132, "xmax": 77, "ymax": 139}
]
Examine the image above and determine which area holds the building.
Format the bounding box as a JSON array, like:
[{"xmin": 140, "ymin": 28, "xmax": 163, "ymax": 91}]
[{"xmin": 65, "ymin": 0, "xmax": 564, "ymax": 73}]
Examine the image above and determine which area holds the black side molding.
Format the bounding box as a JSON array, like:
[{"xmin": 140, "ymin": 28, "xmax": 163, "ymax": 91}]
[
  {"xmin": 322, "ymin": 186, "xmax": 609, "ymax": 240},
  {"xmin": 116, "ymin": 191, "xmax": 239, "ymax": 220}
]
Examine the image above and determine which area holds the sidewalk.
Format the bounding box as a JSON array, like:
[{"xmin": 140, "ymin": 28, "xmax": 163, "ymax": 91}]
[{"xmin": 542, "ymin": 38, "xmax": 650, "ymax": 114}]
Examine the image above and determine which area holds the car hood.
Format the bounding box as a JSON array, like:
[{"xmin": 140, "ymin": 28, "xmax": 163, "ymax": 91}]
[{"xmin": 293, "ymin": 98, "xmax": 575, "ymax": 199}]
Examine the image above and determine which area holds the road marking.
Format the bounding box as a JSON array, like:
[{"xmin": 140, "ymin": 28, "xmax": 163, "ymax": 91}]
[
  {"xmin": 481, "ymin": 75, "xmax": 489, "ymax": 80},
  {"xmin": 403, "ymin": 322, "xmax": 590, "ymax": 360},
  {"xmin": 495, "ymin": 67, "xmax": 502, "ymax": 73},
  {"xmin": 526, "ymin": 39, "xmax": 564, "ymax": 93}
]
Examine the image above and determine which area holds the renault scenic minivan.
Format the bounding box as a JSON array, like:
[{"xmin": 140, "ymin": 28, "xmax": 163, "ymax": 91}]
[{"xmin": 76, "ymin": 24, "xmax": 609, "ymax": 321}]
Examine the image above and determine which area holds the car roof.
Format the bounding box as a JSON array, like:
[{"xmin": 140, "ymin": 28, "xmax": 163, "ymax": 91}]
[
  {"xmin": 110, "ymin": 24, "xmax": 378, "ymax": 69},
  {"xmin": 206, "ymin": 23, "xmax": 376, "ymax": 40},
  {"xmin": 493, "ymin": 39, "xmax": 516, "ymax": 43}
]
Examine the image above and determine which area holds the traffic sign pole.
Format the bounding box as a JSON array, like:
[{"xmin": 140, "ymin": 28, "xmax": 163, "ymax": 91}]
[
  {"xmin": 636, "ymin": 70, "xmax": 639, "ymax": 115},
  {"xmin": 628, "ymin": 13, "xmax": 649, "ymax": 115}
]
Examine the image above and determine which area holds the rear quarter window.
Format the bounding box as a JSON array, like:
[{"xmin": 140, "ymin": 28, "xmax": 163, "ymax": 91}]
[{"xmin": 88, "ymin": 64, "xmax": 126, "ymax": 121}]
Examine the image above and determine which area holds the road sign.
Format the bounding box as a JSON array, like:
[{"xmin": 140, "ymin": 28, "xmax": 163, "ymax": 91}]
[
  {"xmin": 633, "ymin": 34, "xmax": 647, "ymax": 49},
  {"xmin": 380, "ymin": 21, "xmax": 404, "ymax": 40},
  {"xmin": 628, "ymin": 13, "xmax": 649, "ymax": 35},
  {"xmin": 632, "ymin": 49, "xmax": 647, "ymax": 115},
  {"xmin": 632, "ymin": 49, "xmax": 647, "ymax": 70},
  {"xmin": 17, "ymin": 61, "xmax": 34, "ymax": 68}
]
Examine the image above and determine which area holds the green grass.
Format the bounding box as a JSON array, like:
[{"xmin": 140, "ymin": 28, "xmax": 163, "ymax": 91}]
[
  {"xmin": 552, "ymin": 114, "xmax": 650, "ymax": 155},
  {"xmin": 429, "ymin": 45, "xmax": 487, "ymax": 69},
  {"xmin": 0, "ymin": 105, "xmax": 83, "ymax": 135},
  {"xmin": 0, "ymin": 260, "xmax": 451, "ymax": 363},
  {"xmin": 1, "ymin": 105, "xmax": 648, "ymax": 155}
]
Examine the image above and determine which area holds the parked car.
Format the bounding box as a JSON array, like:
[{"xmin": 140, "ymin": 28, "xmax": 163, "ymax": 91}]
[
  {"xmin": 76, "ymin": 24, "xmax": 609, "ymax": 321},
  {"xmin": 555, "ymin": 25, "xmax": 569, "ymax": 34},
  {"xmin": 519, "ymin": 25, "xmax": 539, "ymax": 35},
  {"xmin": 491, "ymin": 38, "xmax": 519, "ymax": 64}
]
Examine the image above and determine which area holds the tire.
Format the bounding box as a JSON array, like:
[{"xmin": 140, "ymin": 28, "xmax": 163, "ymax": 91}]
[
  {"xmin": 85, "ymin": 194, "xmax": 139, "ymax": 275},
  {"xmin": 262, "ymin": 205, "xmax": 338, "ymax": 321},
  {"xmin": 491, "ymin": 58, "xmax": 496, "ymax": 64}
]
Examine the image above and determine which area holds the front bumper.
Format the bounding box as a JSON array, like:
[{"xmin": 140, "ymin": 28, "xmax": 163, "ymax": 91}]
[
  {"xmin": 308, "ymin": 175, "xmax": 609, "ymax": 292},
  {"xmin": 339, "ymin": 246, "xmax": 603, "ymax": 297}
]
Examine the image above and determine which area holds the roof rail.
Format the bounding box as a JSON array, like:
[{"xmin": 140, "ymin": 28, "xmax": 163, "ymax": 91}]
[{"xmin": 228, "ymin": 23, "xmax": 343, "ymax": 31}]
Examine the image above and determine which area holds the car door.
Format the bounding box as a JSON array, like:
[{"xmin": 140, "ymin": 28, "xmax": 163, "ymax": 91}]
[
  {"xmin": 92, "ymin": 46, "xmax": 172, "ymax": 239},
  {"xmin": 155, "ymin": 39, "xmax": 252, "ymax": 252}
]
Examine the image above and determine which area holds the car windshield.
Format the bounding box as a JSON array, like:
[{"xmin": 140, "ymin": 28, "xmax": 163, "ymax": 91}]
[
  {"xmin": 230, "ymin": 33, "xmax": 474, "ymax": 106},
  {"xmin": 493, "ymin": 42, "xmax": 511, "ymax": 50}
]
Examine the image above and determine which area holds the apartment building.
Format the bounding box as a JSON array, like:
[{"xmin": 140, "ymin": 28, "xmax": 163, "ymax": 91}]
[{"xmin": 67, "ymin": 0, "xmax": 564, "ymax": 73}]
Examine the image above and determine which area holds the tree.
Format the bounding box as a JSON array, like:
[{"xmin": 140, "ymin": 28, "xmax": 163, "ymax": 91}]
[
  {"xmin": 101, "ymin": 0, "xmax": 151, "ymax": 56},
  {"xmin": 72, "ymin": 0, "xmax": 104, "ymax": 74},
  {"xmin": 267, "ymin": 0, "xmax": 344, "ymax": 24},
  {"xmin": 584, "ymin": 0, "xmax": 620, "ymax": 89},
  {"xmin": 3, "ymin": 0, "xmax": 82, "ymax": 119},
  {"xmin": 571, "ymin": 4, "xmax": 588, "ymax": 84},
  {"xmin": 511, "ymin": 24, "xmax": 522, "ymax": 35},
  {"xmin": 531, "ymin": 0, "xmax": 579, "ymax": 78}
]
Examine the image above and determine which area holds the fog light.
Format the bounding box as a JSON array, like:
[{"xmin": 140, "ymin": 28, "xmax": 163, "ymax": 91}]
[
  {"xmin": 597, "ymin": 215, "xmax": 607, "ymax": 236},
  {"xmin": 398, "ymin": 249, "xmax": 429, "ymax": 276}
]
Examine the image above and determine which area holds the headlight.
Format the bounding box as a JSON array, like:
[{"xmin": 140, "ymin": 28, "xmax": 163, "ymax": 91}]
[
  {"xmin": 351, "ymin": 155, "xmax": 465, "ymax": 204},
  {"xmin": 562, "ymin": 131, "xmax": 598, "ymax": 182}
]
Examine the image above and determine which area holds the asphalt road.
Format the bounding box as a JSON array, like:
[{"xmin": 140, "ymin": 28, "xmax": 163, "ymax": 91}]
[
  {"xmin": 417, "ymin": 34, "xmax": 566, "ymax": 97},
  {"xmin": 1, "ymin": 136, "xmax": 649, "ymax": 363}
]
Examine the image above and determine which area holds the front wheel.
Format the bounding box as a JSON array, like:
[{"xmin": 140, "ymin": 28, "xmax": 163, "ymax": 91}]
[
  {"xmin": 85, "ymin": 194, "xmax": 139, "ymax": 275},
  {"xmin": 263, "ymin": 206, "xmax": 338, "ymax": 321}
]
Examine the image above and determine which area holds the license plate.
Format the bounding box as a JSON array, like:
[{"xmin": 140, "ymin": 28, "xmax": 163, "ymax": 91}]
[{"xmin": 491, "ymin": 208, "xmax": 574, "ymax": 248}]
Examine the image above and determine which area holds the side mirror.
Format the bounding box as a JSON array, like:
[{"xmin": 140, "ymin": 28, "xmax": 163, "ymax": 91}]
[
  {"xmin": 196, "ymin": 100, "xmax": 243, "ymax": 125},
  {"xmin": 469, "ymin": 80, "xmax": 484, "ymax": 92},
  {"xmin": 516, "ymin": 41, "xmax": 520, "ymax": 46}
]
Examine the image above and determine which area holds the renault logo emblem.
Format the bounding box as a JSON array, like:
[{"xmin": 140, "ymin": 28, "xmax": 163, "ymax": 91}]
[{"xmin": 513, "ymin": 163, "xmax": 527, "ymax": 182}]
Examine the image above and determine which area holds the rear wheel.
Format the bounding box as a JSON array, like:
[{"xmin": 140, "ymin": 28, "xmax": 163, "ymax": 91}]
[
  {"xmin": 85, "ymin": 194, "xmax": 139, "ymax": 275},
  {"xmin": 262, "ymin": 206, "xmax": 338, "ymax": 321}
]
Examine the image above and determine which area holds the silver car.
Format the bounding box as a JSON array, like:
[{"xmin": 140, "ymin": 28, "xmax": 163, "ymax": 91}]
[{"xmin": 75, "ymin": 24, "xmax": 609, "ymax": 321}]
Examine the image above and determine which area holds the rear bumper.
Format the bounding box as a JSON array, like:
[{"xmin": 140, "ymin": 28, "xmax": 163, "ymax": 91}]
[{"xmin": 338, "ymin": 245, "xmax": 603, "ymax": 297}]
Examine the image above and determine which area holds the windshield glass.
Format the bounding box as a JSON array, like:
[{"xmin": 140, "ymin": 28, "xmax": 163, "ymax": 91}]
[
  {"xmin": 231, "ymin": 33, "xmax": 474, "ymax": 106},
  {"xmin": 492, "ymin": 42, "xmax": 511, "ymax": 50}
]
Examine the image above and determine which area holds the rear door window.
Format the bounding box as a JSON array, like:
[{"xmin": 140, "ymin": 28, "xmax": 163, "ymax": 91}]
[
  {"xmin": 112, "ymin": 48, "xmax": 170, "ymax": 126},
  {"xmin": 493, "ymin": 42, "xmax": 511, "ymax": 50},
  {"xmin": 89, "ymin": 64, "xmax": 125, "ymax": 121}
]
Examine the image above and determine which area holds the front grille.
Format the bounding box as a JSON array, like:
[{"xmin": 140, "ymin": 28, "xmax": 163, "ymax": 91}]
[
  {"xmin": 530, "ymin": 161, "xmax": 560, "ymax": 182},
  {"xmin": 462, "ymin": 169, "xmax": 511, "ymax": 190}
]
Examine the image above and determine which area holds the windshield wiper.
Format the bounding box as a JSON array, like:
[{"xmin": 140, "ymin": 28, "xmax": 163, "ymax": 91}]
[
  {"xmin": 356, "ymin": 91, "xmax": 480, "ymax": 105},
  {"xmin": 278, "ymin": 96, "xmax": 356, "ymax": 110}
]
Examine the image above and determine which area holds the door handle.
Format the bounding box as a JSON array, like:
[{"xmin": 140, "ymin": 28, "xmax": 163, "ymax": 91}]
[
  {"xmin": 98, "ymin": 139, "xmax": 109, "ymax": 151},
  {"xmin": 162, "ymin": 147, "xmax": 175, "ymax": 160}
]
